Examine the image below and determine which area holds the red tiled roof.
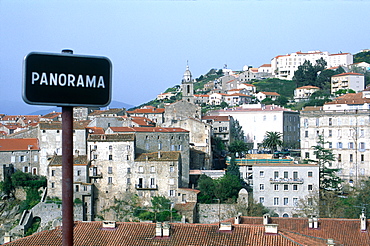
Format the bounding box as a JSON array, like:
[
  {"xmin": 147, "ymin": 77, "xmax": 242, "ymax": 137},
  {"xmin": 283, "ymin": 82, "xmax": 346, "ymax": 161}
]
[
  {"xmin": 242, "ymin": 83, "xmax": 255, "ymax": 87},
  {"xmin": 296, "ymin": 85, "xmax": 320, "ymax": 90},
  {"xmin": 86, "ymin": 127, "xmax": 105, "ymax": 134},
  {"xmin": 5, "ymin": 221, "xmax": 298, "ymax": 246},
  {"xmin": 260, "ymin": 91, "xmax": 280, "ymax": 96},
  {"xmin": 127, "ymin": 108, "xmax": 165, "ymax": 114},
  {"xmin": 225, "ymin": 93, "xmax": 251, "ymax": 97},
  {"xmin": 202, "ymin": 116, "xmax": 231, "ymax": 121},
  {"xmin": 0, "ymin": 138, "xmax": 39, "ymax": 151},
  {"xmin": 332, "ymin": 72, "xmax": 363, "ymax": 77},
  {"xmin": 329, "ymin": 53, "xmax": 350, "ymax": 56},
  {"xmin": 194, "ymin": 94, "xmax": 209, "ymax": 97},
  {"xmin": 109, "ymin": 127, "xmax": 189, "ymax": 133},
  {"xmin": 259, "ymin": 64, "xmax": 271, "ymax": 67}
]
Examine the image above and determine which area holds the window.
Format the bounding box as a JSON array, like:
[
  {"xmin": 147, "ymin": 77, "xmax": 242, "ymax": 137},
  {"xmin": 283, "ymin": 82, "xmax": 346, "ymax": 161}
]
[
  {"xmin": 273, "ymin": 197, "xmax": 279, "ymax": 205},
  {"xmin": 305, "ymin": 131, "xmax": 308, "ymax": 138},
  {"xmin": 75, "ymin": 185, "xmax": 79, "ymax": 192},
  {"xmin": 93, "ymin": 154, "xmax": 97, "ymax": 160},
  {"xmin": 169, "ymin": 190, "xmax": 175, "ymax": 197},
  {"xmin": 284, "ymin": 184, "xmax": 288, "ymax": 191},
  {"xmin": 127, "ymin": 178, "xmax": 131, "ymax": 184},
  {"xmin": 126, "ymin": 155, "xmax": 129, "ymax": 160},
  {"xmin": 359, "ymin": 142, "xmax": 366, "ymax": 151},
  {"xmin": 274, "ymin": 171, "xmax": 279, "ymax": 179},
  {"xmin": 259, "ymin": 171, "xmax": 264, "ymax": 177},
  {"xmin": 146, "ymin": 143, "xmax": 150, "ymax": 150},
  {"xmin": 329, "ymin": 118, "xmax": 332, "ymax": 126},
  {"xmin": 348, "ymin": 142, "xmax": 354, "ymax": 149},
  {"xmin": 51, "ymin": 170, "xmax": 55, "ymax": 176},
  {"xmin": 259, "ymin": 197, "xmax": 265, "ymax": 204},
  {"xmin": 284, "ymin": 171, "xmax": 288, "ymax": 179},
  {"xmin": 108, "ymin": 177, "xmax": 113, "ymax": 184},
  {"xmin": 337, "ymin": 142, "xmax": 343, "ymax": 149},
  {"xmin": 108, "ymin": 155, "xmax": 113, "ymax": 161},
  {"xmin": 329, "ymin": 130, "xmax": 332, "ymax": 137},
  {"xmin": 305, "ymin": 152, "xmax": 310, "ymax": 159},
  {"xmin": 328, "ymin": 142, "xmax": 332, "ymax": 149},
  {"xmin": 338, "ymin": 154, "xmax": 342, "ymax": 162},
  {"xmin": 284, "ymin": 197, "xmax": 288, "ymax": 205},
  {"xmin": 150, "ymin": 178, "xmax": 155, "ymax": 187},
  {"xmin": 158, "ymin": 143, "xmax": 162, "ymax": 150},
  {"xmin": 360, "ymin": 129, "xmax": 364, "ymax": 138},
  {"xmin": 274, "ymin": 184, "xmax": 279, "ymax": 191},
  {"xmin": 308, "ymin": 198, "xmax": 313, "ymax": 206},
  {"xmin": 293, "ymin": 184, "xmax": 298, "ymax": 191},
  {"xmin": 308, "ymin": 171, "xmax": 313, "ymax": 177},
  {"xmin": 19, "ymin": 156, "xmax": 25, "ymax": 162},
  {"xmin": 361, "ymin": 154, "xmax": 365, "ymax": 162},
  {"xmin": 150, "ymin": 166, "xmax": 155, "ymax": 173},
  {"xmin": 11, "ymin": 156, "xmax": 15, "ymax": 162},
  {"xmin": 170, "ymin": 166, "xmax": 174, "ymax": 172},
  {"xmin": 77, "ymin": 170, "xmax": 81, "ymax": 176},
  {"xmin": 259, "ymin": 184, "xmax": 265, "ymax": 191},
  {"xmin": 350, "ymin": 154, "xmax": 353, "ymax": 162},
  {"xmin": 127, "ymin": 168, "xmax": 131, "ymax": 173},
  {"xmin": 293, "ymin": 198, "xmax": 298, "ymax": 206},
  {"xmin": 108, "ymin": 167, "xmax": 112, "ymax": 174},
  {"xmin": 293, "ymin": 171, "xmax": 298, "ymax": 179},
  {"xmin": 109, "ymin": 145, "xmax": 112, "ymax": 150},
  {"xmin": 308, "ymin": 184, "xmax": 313, "ymax": 190},
  {"xmin": 51, "ymin": 182, "xmax": 55, "ymax": 188},
  {"xmin": 139, "ymin": 166, "xmax": 144, "ymax": 173},
  {"xmin": 178, "ymin": 145, "xmax": 182, "ymax": 151}
]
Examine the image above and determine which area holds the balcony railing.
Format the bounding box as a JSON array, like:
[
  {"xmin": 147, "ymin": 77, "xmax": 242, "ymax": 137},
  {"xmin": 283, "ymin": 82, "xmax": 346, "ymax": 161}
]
[
  {"xmin": 270, "ymin": 178, "xmax": 304, "ymax": 184},
  {"xmin": 135, "ymin": 184, "xmax": 158, "ymax": 190}
]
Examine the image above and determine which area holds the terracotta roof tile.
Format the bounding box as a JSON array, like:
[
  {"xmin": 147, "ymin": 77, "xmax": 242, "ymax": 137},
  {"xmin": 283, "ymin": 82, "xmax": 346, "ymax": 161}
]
[
  {"xmin": 0, "ymin": 138, "xmax": 39, "ymax": 151},
  {"xmin": 109, "ymin": 127, "xmax": 189, "ymax": 133},
  {"xmin": 332, "ymin": 72, "xmax": 364, "ymax": 77}
]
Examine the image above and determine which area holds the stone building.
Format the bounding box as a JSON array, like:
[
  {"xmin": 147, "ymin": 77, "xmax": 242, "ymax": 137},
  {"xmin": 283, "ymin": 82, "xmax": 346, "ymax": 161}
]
[
  {"xmin": 0, "ymin": 138, "xmax": 40, "ymax": 179},
  {"xmin": 181, "ymin": 65, "xmax": 195, "ymax": 104},
  {"xmin": 127, "ymin": 106, "xmax": 165, "ymax": 125},
  {"xmin": 105, "ymin": 127, "xmax": 190, "ymax": 187},
  {"xmin": 47, "ymin": 155, "xmax": 94, "ymax": 221}
]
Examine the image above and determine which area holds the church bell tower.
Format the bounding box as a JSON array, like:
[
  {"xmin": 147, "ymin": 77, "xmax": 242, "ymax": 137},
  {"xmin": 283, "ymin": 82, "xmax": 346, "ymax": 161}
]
[{"xmin": 181, "ymin": 63, "xmax": 195, "ymax": 103}]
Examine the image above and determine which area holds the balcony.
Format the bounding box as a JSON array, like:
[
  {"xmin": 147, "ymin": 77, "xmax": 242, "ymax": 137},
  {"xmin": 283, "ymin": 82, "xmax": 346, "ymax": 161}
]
[
  {"xmin": 89, "ymin": 173, "xmax": 102, "ymax": 178},
  {"xmin": 270, "ymin": 178, "xmax": 304, "ymax": 184},
  {"xmin": 135, "ymin": 184, "xmax": 158, "ymax": 190}
]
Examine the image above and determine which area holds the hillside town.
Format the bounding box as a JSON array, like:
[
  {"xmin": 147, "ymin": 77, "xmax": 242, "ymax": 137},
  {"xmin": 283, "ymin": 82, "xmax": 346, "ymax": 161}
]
[{"xmin": 1, "ymin": 49, "xmax": 370, "ymax": 245}]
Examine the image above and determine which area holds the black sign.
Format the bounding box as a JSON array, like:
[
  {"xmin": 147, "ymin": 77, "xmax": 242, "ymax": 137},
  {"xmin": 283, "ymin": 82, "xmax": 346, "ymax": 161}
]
[{"xmin": 23, "ymin": 52, "xmax": 112, "ymax": 107}]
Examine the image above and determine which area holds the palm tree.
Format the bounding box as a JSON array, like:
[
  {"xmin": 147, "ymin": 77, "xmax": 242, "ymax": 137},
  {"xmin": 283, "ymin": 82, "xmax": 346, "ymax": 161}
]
[{"xmin": 262, "ymin": 131, "xmax": 283, "ymax": 153}]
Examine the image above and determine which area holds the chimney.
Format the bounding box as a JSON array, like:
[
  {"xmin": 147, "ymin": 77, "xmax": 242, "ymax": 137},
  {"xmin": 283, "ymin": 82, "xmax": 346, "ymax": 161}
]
[
  {"xmin": 313, "ymin": 215, "xmax": 318, "ymax": 229},
  {"xmin": 360, "ymin": 212, "xmax": 367, "ymax": 231},
  {"xmin": 162, "ymin": 222, "xmax": 170, "ymax": 237},
  {"xmin": 264, "ymin": 224, "xmax": 278, "ymax": 234},
  {"xmin": 308, "ymin": 217, "xmax": 313, "ymax": 229},
  {"xmin": 102, "ymin": 221, "xmax": 116, "ymax": 229},
  {"xmin": 263, "ymin": 214, "xmax": 270, "ymax": 225},
  {"xmin": 235, "ymin": 213, "xmax": 242, "ymax": 224},
  {"xmin": 155, "ymin": 222, "xmax": 162, "ymax": 237},
  {"xmin": 219, "ymin": 222, "xmax": 232, "ymax": 231},
  {"xmin": 327, "ymin": 238, "xmax": 335, "ymax": 245},
  {"xmin": 3, "ymin": 233, "xmax": 12, "ymax": 244}
]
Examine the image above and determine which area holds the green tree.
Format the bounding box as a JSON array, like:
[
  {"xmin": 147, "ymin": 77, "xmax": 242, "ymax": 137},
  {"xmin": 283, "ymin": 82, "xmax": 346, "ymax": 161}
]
[
  {"xmin": 135, "ymin": 196, "xmax": 181, "ymax": 222},
  {"xmin": 230, "ymin": 119, "xmax": 244, "ymax": 142},
  {"xmin": 262, "ymin": 131, "xmax": 283, "ymax": 153},
  {"xmin": 214, "ymin": 174, "xmax": 242, "ymax": 203},
  {"xmin": 334, "ymin": 88, "xmax": 356, "ymax": 96},
  {"xmin": 228, "ymin": 140, "xmax": 249, "ymax": 157},
  {"xmin": 309, "ymin": 135, "xmax": 342, "ymax": 191},
  {"xmin": 197, "ymin": 174, "xmax": 216, "ymax": 203}
]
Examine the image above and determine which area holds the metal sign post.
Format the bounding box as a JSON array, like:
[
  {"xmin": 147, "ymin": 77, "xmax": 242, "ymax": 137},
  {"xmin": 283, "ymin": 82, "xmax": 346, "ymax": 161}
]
[{"xmin": 23, "ymin": 49, "xmax": 112, "ymax": 246}]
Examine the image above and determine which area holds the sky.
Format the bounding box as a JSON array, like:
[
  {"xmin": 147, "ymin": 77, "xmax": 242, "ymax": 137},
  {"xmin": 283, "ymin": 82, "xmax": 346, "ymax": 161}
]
[{"xmin": 0, "ymin": 0, "xmax": 369, "ymax": 114}]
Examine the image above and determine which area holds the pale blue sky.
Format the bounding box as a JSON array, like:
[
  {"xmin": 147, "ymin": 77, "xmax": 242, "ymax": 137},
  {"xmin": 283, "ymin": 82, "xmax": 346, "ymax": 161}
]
[{"xmin": 0, "ymin": 0, "xmax": 369, "ymax": 113}]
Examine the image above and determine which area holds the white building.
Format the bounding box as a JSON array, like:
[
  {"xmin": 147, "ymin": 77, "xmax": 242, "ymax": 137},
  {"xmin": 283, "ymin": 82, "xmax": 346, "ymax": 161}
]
[
  {"xmin": 331, "ymin": 72, "xmax": 365, "ymax": 94},
  {"xmin": 294, "ymin": 85, "xmax": 320, "ymax": 102},
  {"xmin": 252, "ymin": 161, "xmax": 319, "ymax": 218},
  {"xmin": 207, "ymin": 104, "xmax": 300, "ymax": 151},
  {"xmin": 271, "ymin": 51, "xmax": 353, "ymax": 80},
  {"xmin": 301, "ymin": 91, "xmax": 370, "ymax": 183}
]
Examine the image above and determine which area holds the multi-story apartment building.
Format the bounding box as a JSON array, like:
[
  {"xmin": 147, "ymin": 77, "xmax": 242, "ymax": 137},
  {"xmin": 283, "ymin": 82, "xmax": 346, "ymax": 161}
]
[
  {"xmin": 331, "ymin": 72, "xmax": 365, "ymax": 94},
  {"xmin": 207, "ymin": 104, "xmax": 300, "ymax": 152},
  {"xmin": 253, "ymin": 161, "xmax": 319, "ymax": 218},
  {"xmin": 271, "ymin": 50, "xmax": 353, "ymax": 80},
  {"xmin": 300, "ymin": 90, "xmax": 370, "ymax": 183},
  {"xmin": 202, "ymin": 115, "xmax": 234, "ymax": 147}
]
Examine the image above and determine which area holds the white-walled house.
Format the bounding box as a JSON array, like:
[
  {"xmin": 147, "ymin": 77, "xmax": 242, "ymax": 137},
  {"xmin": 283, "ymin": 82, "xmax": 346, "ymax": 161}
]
[
  {"xmin": 331, "ymin": 72, "xmax": 365, "ymax": 94},
  {"xmin": 294, "ymin": 85, "xmax": 320, "ymax": 102},
  {"xmin": 207, "ymin": 104, "xmax": 300, "ymax": 151}
]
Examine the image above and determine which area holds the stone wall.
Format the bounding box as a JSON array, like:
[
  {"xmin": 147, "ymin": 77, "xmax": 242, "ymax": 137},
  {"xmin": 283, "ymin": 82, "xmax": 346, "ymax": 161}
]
[{"xmin": 198, "ymin": 204, "xmax": 238, "ymax": 224}]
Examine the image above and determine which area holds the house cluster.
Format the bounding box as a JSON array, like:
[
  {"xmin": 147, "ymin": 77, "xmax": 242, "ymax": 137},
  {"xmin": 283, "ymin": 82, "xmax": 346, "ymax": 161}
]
[
  {"xmin": 157, "ymin": 50, "xmax": 368, "ymax": 107},
  {"xmin": 4, "ymin": 214, "xmax": 370, "ymax": 245}
]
